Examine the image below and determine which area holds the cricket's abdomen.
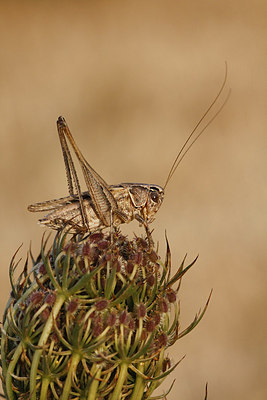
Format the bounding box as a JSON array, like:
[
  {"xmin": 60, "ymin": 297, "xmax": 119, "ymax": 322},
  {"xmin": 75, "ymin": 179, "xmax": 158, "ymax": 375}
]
[
  {"xmin": 38, "ymin": 197, "xmax": 101, "ymax": 232},
  {"xmin": 38, "ymin": 187, "xmax": 135, "ymax": 233}
]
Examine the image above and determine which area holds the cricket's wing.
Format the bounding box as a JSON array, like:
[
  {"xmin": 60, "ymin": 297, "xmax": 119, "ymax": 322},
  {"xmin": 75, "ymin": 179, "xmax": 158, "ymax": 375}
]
[
  {"xmin": 38, "ymin": 197, "xmax": 100, "ymax": 233},
  {"xmin": 28, "ymin": 195, "xmax": 79, "ymax": 212},
  {"xmin": 37, "ymin": 191, "xmax": 126, "ymax": 233},
  {"xmin": 28, "ymin": 187, "xmax": 133, "ymax": 233}
]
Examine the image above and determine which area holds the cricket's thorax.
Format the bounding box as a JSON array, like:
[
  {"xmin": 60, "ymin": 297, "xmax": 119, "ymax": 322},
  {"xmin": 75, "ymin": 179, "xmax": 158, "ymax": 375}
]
[
  {"xmin": 37, "ymin": 183, "xmax": 164, "ymax": 233},
  {"xmin": 111, "ymin": 183, "xmax": 164, "ymax": 223}
]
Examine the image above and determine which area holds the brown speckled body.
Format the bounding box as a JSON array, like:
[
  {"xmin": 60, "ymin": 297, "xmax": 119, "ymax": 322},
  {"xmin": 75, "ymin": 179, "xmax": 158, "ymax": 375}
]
[{"xmin": 29, "ymin": 183, "xmax": 164, "ymax": 233}]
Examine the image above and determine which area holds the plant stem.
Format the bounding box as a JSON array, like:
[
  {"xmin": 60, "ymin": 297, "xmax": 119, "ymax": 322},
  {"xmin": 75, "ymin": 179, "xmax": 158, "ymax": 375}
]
[
  {"xmin": 40, "ymin": 376, "xmax": 50, "ymax": 400},
  {"xmin": 87, "ymin": 363, "xmax": 102, "ymax": 400},
  {"xmin": 5, "ymin": 341, "xmax": 23, "ymax": 400},
  {"xmin": 130, "ymin": 362, "xmax": 145, "ymax": 400},
  {"xmin": 109, "ymin": 362, "xmax": 128, "ymax": 400},
  {"xmin": 61, "ymin": 352, "xmax": 81, "ymax": 400},
  {"xmin": 30, "ymin": 294, "xmax": 65, "ymax": 400}
]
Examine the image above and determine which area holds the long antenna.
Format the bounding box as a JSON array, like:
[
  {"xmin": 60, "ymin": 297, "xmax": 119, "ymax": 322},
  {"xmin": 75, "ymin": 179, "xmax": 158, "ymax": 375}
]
[{"xmin": 163, "ymin": 63, "xmax": 230, "ymax": 190}]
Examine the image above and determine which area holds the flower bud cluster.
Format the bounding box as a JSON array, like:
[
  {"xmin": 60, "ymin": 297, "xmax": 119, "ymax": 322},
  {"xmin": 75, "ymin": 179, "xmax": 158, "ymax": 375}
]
[{"xmin": 1, "ymin": 230, "xmax": 207, "ymax": 400}]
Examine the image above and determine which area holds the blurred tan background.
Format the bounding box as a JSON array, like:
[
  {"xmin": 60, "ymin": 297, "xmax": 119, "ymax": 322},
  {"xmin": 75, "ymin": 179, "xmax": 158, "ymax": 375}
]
[{"xmin": 0, "ymin": 1, "xmax": 266, "ymax": 399}]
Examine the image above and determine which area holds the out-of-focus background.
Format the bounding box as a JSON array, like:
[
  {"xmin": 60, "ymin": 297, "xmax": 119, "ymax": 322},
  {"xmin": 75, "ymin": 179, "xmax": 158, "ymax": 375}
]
[{"xmin": 0, "ymin": 1, "xmax": 266, "ymax": 399}]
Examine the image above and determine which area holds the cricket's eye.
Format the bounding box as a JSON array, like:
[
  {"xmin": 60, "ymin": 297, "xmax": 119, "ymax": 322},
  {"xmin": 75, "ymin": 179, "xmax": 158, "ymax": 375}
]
[{"xmin": 150, "ymin": 191, "xmax": 160, "ymax": 203}]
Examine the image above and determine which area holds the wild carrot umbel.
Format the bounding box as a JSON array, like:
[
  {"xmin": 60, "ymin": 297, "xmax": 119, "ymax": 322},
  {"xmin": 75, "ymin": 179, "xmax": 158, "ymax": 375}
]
[{"xmin": 1, "ymin": 229, "xmax": 211, "ymax": 399}]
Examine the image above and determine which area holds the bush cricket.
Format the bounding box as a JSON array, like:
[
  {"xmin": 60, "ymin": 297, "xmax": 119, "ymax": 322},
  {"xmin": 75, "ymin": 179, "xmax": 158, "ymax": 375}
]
[{"xmin": 28, "ymin": 72, "xmax": 229, "ymax": 236}]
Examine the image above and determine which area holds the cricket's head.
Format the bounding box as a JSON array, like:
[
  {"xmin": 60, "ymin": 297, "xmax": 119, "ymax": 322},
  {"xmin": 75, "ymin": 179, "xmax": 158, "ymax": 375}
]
[
  {"xmin": 123, "ymin": 183, "xmax": 164, "ymax": 222},
  {"xmin": 145, "ymin": 185, "xmax": 164, "ymax": 218}
]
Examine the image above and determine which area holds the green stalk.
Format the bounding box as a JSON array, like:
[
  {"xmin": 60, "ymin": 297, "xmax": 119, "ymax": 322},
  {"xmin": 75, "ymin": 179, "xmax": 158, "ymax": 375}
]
[
  {"xmin": 109, "ymin": 362, "xmax": 128, "ymax": 400},
  {"xmin": 128, "ymin": 318, "xmax": 143, "ymax": 357},
  {"xmin": 61, "ymin": 352, "xmax": 81, "ymax": 400},
  {"xmin": 105, "ymin": 263, "xmax": 117, "ymax": 299},
  {"xmin": 40, "ymin": 376, "xmax": 50, "ymax": 400},
  {"xmin": 30, "ymin": 294, "xmax": 65, "ymax": 400},
  {"xmin": 5, "ymin": 341, "xmax": 24, "ymax": 400},
  {"xmin": 68, "ymin": 265, "xmax": 102, "ymax": 296},
  {"xmin": 130, "ymin": 362, "xmax": 146, "ymax": 400},
  {"xmin": 87, "ymin": 363, "xmax": 102, "ymax": 400}
]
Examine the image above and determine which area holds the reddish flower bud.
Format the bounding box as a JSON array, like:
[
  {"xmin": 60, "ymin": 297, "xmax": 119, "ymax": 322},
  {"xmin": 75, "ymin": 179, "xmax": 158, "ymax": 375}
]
[
  {"xmin": 158, "ymin": 298, "xmax": 168, "ymax": 313},
  {"xmin": 146, "ymin": 274, "xmax": 155, "ymax": 286},
  {"xmin": 95, "ymin": 299, "xmax": 108, "ymax": 311},
  {"xmin": 67, "ymin": 300, "xmax": 78, "ymax": 313},
  {"xmin": 78, "ymin": 259, "xmax": 86, "ymax": 271},
  {"xmin": 51, "ymin": 332, "xmax": 59, "ymax": 343},
  {"xmin": 137, "ymin": 238, "xmax": 148, "ymax": 250},
  {"xmin": 82, "ymin": 242, "xmax": 91, "ymax": 256},
  {"xmin": 148, "ymin": 250, "xmax": 158, "ymax": 263},
  {"xmin": 126, "ymin": 261, "xmax": 134, "ymax": 274},
  {"xmin": 93, "ymin": 323, "xmax": 103, "ymax": 337},
  {"xmin": 30, "ymin": 292, "xmax": 44, "ymax": 306},
  {"xmin": 106, "ymin": 312, "xmax": 116, "ymax": 327},
  {"xmin": 162, "ymin": 357, "xmax": 171, "ymax": 372},
  {"xmin": 157, "ymin": 332, "xmax": 168, "ymax": 348},
  {"xmin": 41, "ymin": 308, "xmax": 50, "ymax": 322},
  {"xmin": 112, "ymin": 259, "xmax": 121, "ymax": 272},
  {"xmin": 89, "ymin": 232, "xmax": 104, "ymax": 243},
  {"xmin": 119, "ymin": 310, "xmax": 127, "ymax": 324},
  {"xmin": 134, "ymin": 251, "xmax": 143, "ymax": 265},
  {"xmin": 166, "ymin": 290, "xmax": 176, "ymax": 303},
  {"xmin": 104, "ymin": 252, "xmax": 112, "ymax": 262},
  {"xmin": 39, "ymin": 263, "xmax": 46, "ymax": 275},
  {"xmin": 64, "ymin": 243, "xmax": 77, "ymax": 253},
  {"xmin": 136, "ymin": 303, "xmax": 146, "ymax": 319},
  {"xmin": 146, "ymin": 319, "xmax": 155, "ymax": 332},
  {"xmin": 128, "ymin": 318, "xmax": 135, "ymax": 330},
  {"xmin": 45, "ymin": 292, "xmax": 56, "ymax": 305},
  {"xmin": 93, "ymin": 315, "xmax": 103, "ymax": 336},
  {"xmin": 153, "ymin": 312, "xmax": 161, "ymax": 326}
]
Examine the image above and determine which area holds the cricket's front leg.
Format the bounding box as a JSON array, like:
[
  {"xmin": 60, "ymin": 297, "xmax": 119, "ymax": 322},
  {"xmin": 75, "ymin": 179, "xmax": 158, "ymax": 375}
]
[{"xmin": 134, "ymin": 211, "xmax": 154, "ymax": 249}]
